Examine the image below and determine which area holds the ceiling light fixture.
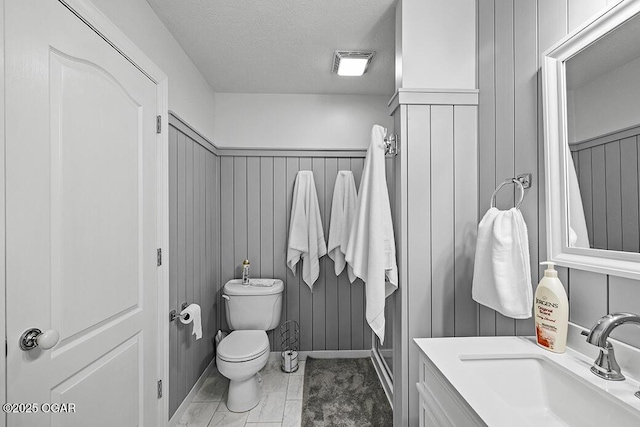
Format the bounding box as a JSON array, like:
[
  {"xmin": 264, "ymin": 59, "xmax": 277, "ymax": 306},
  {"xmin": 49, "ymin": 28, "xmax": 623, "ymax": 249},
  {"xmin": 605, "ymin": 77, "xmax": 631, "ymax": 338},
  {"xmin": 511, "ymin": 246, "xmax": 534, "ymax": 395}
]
[{"xmin": 332, "ymin": 51, "xmax": 375, "ymax": 77}]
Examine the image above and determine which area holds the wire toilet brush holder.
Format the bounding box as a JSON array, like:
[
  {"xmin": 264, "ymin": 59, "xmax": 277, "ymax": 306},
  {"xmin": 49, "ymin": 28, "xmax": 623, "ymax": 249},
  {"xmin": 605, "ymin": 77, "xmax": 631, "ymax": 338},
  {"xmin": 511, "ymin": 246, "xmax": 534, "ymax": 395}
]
[{"xmin": 280, "ymin": 320, "xmax": 299, "ymax": 373}]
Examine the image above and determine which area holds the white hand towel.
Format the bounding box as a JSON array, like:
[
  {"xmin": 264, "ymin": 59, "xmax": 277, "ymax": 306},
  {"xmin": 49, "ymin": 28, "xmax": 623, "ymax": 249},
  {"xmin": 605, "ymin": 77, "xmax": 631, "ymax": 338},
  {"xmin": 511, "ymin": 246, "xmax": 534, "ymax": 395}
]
[
  {"xmin": 472, "ymin": 207, "xmax": 532, "ymax": 319},
  {"xmin": 345, "ymin": 125, "xmax": 398, "ymax": 344},
  {"xmin": 287, "ymin": 171, "xmax": 327, "ymax": 289},
  {"xmin": 328, "ymin": 170, "xmax": 358, "ymax": 283}
]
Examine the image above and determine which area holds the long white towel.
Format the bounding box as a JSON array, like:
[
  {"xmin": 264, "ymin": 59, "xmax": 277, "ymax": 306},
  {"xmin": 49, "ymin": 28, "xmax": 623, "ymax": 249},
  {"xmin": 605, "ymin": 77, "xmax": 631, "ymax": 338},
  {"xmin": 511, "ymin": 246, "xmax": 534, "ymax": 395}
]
[
  {"xmin": 472, "ymin": 207, "xmax": 532, "ymax": 319},
  {"xmin": 328, "ymin": 171, "xmax": 358, "ymax": 283},
  {"xmin": 345, "ymin": 125, "xmax": 398, "ymax": 344},
  {"xmin": 287, "ymin": 171, "xmax": 327, "ymax": 289},
  {"xmin": 567, "ymin": 145, "xmax": 590, "ymax": 248}
]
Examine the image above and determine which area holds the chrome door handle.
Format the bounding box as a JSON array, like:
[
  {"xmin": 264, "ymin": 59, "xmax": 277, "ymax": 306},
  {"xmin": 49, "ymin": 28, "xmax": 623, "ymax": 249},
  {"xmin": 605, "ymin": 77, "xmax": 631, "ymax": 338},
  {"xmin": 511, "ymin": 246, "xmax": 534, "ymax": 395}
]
[{"xmin": 20, "ymin": 328, "xmax": 60, "ymax": 351}]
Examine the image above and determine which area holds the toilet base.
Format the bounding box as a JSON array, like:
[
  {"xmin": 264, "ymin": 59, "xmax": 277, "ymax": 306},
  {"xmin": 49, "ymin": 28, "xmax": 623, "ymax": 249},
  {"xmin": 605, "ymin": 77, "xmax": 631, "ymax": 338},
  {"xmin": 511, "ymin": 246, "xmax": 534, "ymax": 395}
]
[{"xmin": 226, "ymin": 374, "xmax": 261, "ymax": 412}]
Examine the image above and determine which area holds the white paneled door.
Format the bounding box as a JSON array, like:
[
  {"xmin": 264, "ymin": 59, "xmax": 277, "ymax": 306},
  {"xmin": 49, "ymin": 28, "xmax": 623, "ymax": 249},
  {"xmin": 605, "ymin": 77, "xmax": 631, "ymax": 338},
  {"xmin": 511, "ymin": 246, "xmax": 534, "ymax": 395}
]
[{"xmin": 5, "ymin": 1, "xmax": 160, "ymax": 426}]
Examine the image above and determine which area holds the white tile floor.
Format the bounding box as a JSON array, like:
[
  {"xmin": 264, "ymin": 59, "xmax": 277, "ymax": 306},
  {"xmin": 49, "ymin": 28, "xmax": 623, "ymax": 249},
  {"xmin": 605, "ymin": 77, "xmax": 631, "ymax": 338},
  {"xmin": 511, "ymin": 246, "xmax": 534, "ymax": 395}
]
[{"xmin": 178, "ymin": 355, "xmax": 305, "ymax": 427}]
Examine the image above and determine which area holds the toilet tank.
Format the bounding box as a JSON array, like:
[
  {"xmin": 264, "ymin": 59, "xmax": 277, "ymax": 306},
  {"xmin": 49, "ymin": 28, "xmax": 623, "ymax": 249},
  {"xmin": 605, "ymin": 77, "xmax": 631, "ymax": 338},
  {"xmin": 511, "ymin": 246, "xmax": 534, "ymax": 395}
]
[{"xmin": 223, "ymin": 279, "xmax": 284, "ymax": 331}]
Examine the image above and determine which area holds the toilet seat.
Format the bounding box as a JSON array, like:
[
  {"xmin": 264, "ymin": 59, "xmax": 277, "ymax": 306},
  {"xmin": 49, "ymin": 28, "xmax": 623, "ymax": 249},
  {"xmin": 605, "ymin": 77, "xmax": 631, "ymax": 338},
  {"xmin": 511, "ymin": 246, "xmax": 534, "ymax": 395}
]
[{"xmin": 217, "ymin": 330, "xmax": 269, "ymax": 363}]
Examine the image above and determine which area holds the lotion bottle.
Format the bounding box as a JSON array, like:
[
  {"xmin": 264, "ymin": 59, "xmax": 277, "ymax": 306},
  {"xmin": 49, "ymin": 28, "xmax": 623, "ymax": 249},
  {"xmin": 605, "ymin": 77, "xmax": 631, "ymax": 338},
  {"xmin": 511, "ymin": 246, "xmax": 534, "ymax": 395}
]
[{"xmin": 535, "ymin": 261, "xmax": 569, "ymax": 353}]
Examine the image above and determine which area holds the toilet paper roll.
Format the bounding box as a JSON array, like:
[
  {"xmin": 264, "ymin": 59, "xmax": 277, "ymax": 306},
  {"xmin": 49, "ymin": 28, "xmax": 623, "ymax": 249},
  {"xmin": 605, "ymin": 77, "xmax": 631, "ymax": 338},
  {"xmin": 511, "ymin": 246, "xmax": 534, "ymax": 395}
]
[
  {"xmin": 282, "ymin": 350, "xmax": 298, "ymax": 373},
  {"xmin": 180, "ymin": 304, "xmax": 202, "ymax": 340}
]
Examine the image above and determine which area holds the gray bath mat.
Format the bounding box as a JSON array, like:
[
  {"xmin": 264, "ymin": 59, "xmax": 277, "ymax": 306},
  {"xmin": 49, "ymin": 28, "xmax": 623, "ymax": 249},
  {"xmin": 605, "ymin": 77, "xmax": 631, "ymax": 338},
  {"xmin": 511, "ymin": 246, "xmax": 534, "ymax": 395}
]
[{"xmin": 302, "ymin": 357, "xmax": 393, "ymax": 427}]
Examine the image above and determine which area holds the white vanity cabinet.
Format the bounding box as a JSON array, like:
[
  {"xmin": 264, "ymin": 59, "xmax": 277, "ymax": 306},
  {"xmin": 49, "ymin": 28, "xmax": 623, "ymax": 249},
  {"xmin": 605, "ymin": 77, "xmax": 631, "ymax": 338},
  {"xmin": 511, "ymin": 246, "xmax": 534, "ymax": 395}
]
[{"xmin": 416, "ymin": 350, "xmax": 485, "ymax": 427}]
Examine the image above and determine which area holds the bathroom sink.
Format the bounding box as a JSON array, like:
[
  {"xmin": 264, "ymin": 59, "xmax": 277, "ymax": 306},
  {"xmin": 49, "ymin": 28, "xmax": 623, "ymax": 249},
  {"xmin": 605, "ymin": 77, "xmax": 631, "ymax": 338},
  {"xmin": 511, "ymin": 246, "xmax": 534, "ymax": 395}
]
[
  {"xmin": 415, "ymin": 336, "xmax": 640, "ymax": 427},
  {"xmin": 460, "ymin": 353, "xmax": 640, "ymax": 426}
]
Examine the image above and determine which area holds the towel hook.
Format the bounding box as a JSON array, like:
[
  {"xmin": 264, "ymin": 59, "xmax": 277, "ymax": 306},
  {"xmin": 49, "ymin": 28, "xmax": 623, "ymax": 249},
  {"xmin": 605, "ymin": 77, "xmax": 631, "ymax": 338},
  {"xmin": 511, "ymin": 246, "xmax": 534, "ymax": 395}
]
[
  {"xmin": 490, "ymin": 178, "xmax": 525, "ymax": 210},
  {"xmin": 384, "ymin": 134, "xmax": 398, "ymax": 156}
]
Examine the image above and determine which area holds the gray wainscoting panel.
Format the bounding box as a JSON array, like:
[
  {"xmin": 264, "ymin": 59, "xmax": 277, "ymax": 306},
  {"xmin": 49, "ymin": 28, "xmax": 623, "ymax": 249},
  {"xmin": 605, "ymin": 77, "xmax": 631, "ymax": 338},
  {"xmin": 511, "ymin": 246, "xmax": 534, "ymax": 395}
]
[
  {"xmin": 218, "ymin": 153, "xmax": 391, "ymax": 351},
  {"xmin": 220, "ymin": 156, "xmax": 234, "ymax": 334},
  {"xmin": 479, "ymin": 0, "xmax": 540, "ymax": 338},
  {"xmin": 324, "ymin": 159, "xmax": 340, "ymax": 350},
  {"xmin": 168, "ymin": 125, "xmax": 179, "ymax": 416},
  {"xmin": 513, "ymin": 0, "xmax": 539, "ymax": 337},
  {"xmin": 478, "ymin": 0, "xmax": 498, "ymax": 338},
  {"xmin": 620, "ymin": 137, "xmax": 639, "ymax": 253},
  {"xmin": 568, "ymin": 269, "xmax": 608, "ymax": 328},
  {"xmin": 168, "ymin": 122, "xmax": 220, "ymax": 418},
  {"xmin": 479, "ymin": 0, "xmax": 640, "ymax": 352},
  {"xmin": 273, "ymin": 157, "xmax": 288, "ymax": 351},
  {"xmin": 454, "ymin": 106, "xmax": 480, "ymax": 337},
  {"xmin": 604, "ymin": 140, "xmax": 622, "ymax": 252},
  {"xmin": 608, "ymin": 275, "xmax": 640, "ymax": 348},
  {"xmin": 571, "ymin": 133, "xmax": 640, "ymax": 252},
  {"xmin": 312, "ymin": 157, "xmax": 327, "ymax": 351},
  {"xmin": 431, "ymin": 106, "xmax": 455, "ymax": 338}
]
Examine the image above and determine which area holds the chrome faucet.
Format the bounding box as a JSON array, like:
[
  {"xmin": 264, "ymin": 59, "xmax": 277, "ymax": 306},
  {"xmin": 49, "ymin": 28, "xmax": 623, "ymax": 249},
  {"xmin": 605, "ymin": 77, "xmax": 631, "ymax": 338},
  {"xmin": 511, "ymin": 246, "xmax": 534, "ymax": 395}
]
[{"xmin": 583, "ymin": 312, "xmax": 640, "ymax": 381}]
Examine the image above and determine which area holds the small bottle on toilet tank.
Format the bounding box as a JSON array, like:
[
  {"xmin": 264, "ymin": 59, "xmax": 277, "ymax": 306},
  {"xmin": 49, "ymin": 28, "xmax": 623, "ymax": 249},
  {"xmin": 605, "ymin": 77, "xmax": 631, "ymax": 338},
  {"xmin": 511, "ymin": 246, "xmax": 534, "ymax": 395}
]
[{"xmin": 242, "ymin": 259, "xmax": 250, "ymax": 285}]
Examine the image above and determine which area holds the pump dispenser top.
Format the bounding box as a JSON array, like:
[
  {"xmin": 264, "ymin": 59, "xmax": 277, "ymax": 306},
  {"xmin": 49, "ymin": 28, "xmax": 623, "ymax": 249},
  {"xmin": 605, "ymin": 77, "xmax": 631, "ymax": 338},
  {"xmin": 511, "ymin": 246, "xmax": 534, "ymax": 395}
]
[{"xmin": 540, "ymin": 261, "xmax": 558, "ymax": 278}]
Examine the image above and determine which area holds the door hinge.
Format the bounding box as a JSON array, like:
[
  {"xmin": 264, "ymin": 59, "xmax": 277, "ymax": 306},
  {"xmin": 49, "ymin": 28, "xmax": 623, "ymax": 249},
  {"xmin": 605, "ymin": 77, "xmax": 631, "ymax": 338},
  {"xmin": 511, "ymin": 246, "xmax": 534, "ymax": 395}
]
[
  {"xmin": 157, "ymin": 248, "xmax": 162, "ymax": 266},
  {"xmin": 156, "ymin": 115, "xmax": 162, "ymax": 134},
  {"xmin": 157, "ymin": 380, "xmax": 162, "ymax": 398}
]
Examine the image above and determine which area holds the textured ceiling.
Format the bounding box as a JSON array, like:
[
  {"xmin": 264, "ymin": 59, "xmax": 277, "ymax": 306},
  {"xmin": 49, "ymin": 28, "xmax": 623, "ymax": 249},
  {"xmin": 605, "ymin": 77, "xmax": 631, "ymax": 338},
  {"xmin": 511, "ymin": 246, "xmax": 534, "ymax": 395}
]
[
  {"xmin": 146, "ymin": 0, "xmax": 397, "ymax": 95},
  {"xmin": 566, "ymin": 12, "xmax": 640, "ymax": 90}
]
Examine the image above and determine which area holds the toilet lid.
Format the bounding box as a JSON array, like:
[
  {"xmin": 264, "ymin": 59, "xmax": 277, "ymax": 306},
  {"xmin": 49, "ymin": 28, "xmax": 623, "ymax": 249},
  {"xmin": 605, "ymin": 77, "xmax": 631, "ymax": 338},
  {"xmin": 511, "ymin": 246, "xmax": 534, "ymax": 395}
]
[{"xmin": 217, "ymin": 330, "xmax": 269, "ymax": 362}]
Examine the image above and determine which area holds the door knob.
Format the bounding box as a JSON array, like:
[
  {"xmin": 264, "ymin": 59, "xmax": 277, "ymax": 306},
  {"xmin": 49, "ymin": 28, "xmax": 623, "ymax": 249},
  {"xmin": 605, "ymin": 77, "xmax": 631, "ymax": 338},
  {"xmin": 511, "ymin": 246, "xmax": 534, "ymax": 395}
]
[{"xmin": 20, "ymin": 328, "xmax": 60, "ymax": 351}]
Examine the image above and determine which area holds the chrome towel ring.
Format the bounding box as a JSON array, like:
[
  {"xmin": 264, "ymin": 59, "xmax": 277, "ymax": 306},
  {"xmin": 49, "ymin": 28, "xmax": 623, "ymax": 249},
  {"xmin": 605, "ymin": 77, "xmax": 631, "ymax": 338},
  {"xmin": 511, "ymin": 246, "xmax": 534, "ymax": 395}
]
[{"xmin": 490, "ymin": 178, "xmax": 525, "ymax": 210}]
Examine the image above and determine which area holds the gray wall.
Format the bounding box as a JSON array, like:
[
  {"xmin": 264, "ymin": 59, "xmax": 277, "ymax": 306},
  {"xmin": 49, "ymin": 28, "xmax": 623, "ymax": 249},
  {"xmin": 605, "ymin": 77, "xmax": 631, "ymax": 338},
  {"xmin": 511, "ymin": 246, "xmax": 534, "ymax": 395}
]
[
  {"xmin": 167, "ymin": 115, "xmax": 397, "ymax": 417},
  {"xmin": 571, "ymin": 127, "xmax": 640, "ymax": 252},
  {"xmin": 218, "ymin": 154, "xmax": 396, "ymax": 352},
  {"xmin": 478, "ymin": 0, "xmax": 640, "ymax": 350},
  {"xmin": 168, "ymin": 117, "xmax": 221, "ymax": 418},
  {"xmin": 478, "ymin": 0, "xmax": 539, "ymax": 337}
]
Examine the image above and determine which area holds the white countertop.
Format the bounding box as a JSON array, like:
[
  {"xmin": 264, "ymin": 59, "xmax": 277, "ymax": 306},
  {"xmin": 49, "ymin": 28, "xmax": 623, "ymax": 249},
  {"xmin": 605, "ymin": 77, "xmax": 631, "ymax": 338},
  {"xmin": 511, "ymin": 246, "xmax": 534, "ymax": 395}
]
[{"xmin": 414, "ymin": 335, "xmax": 640, "ymax": 427}]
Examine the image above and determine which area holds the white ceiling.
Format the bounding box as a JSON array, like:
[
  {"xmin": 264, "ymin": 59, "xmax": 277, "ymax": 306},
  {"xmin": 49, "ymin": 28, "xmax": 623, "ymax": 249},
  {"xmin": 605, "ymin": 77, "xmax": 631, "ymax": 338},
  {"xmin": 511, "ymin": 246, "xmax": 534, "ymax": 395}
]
[
  {"xmin": 145, "ymin": 0, "xmax": 397, "ymax": 96},
  {"xmin": 566, "ymin": 12, "xmax": 640, "ymax": 90}
]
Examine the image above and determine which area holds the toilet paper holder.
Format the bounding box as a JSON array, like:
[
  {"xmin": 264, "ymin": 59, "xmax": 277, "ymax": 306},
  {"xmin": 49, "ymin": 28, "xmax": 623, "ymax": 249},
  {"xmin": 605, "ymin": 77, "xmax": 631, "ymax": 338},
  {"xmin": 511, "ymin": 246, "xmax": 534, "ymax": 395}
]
[{"xmin": 169, "ymin": 302, "xmax": 191, "ymax": 322}]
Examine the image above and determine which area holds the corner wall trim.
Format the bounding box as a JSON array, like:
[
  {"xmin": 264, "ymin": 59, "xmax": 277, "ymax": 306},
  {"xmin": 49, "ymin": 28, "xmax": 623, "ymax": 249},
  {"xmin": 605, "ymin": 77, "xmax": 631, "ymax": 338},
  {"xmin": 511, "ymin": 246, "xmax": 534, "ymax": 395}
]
[
  {"xmin": 388, "ymin": 89, "xmax": 480, "ymax": 115},
  {"xmin": 219, "ymin": 148, "xmax": 367, "ymax": 158},
  {"xmin": 169, "ymin": 111, "xmax": 220, "ymax": 155}
]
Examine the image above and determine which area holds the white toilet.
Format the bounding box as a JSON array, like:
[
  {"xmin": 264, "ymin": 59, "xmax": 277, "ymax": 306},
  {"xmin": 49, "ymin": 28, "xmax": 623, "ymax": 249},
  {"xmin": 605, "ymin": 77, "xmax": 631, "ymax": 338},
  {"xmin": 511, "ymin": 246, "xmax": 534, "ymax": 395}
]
[{"xmin": 216, "ymin": 279, "xmax": 284, "ymax": 412}]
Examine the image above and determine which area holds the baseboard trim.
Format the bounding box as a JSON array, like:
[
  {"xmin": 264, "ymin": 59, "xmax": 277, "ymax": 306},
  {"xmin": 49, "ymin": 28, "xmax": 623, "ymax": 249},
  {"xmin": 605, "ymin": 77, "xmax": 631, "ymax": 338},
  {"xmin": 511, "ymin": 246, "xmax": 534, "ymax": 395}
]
[
  {"xmin": 168, "ymin": 359, "xmax": 217, "ymax": 427},
  {"xmin": 268, "ymin": 349, "xmax": 372, "ymax": 362},
  {"xmin": 294, "ymin": 349, "xmax": 372, "ymax": 360}
]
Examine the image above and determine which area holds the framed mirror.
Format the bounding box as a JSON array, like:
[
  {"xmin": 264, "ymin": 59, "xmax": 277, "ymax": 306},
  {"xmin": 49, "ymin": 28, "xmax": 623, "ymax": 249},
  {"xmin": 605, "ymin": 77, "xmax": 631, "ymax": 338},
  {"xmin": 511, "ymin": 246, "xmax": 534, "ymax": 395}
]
[{"xmin": 543, "ymin": 0, "xmax": 640, "ymax": 279}]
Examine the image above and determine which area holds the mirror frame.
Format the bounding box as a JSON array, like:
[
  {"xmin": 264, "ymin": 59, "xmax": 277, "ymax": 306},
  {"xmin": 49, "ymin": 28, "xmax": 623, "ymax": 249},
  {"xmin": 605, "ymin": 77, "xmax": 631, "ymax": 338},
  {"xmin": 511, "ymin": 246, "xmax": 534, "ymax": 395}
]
[{"xmin": 543, "ymin": 0, "xmax": 640, "ymax": 280}]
